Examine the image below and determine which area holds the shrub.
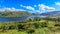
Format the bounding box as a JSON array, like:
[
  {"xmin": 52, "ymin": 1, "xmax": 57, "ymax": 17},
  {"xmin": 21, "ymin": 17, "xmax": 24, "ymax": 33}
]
[
  {"xmin": 17, "ymin": 23, "xmax": 25, "ymax": 31},
  {"xmin": 40, "ymin": 22, "xmax": 48, "ymax": 27},
  {"xmin": 33, "ymin": 28, "xmax": 51, "ymax": 34},
  {"xmin": 8, "ymin": 25, "xmax": 15, "ymax": 29},
  {"xmin": 33, "ymin": 23, "xmax": 41, "ymax": 28}
]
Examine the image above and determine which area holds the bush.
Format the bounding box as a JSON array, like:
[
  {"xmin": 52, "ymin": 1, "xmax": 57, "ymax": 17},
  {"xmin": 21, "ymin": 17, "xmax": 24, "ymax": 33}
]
[
  {"xmin": 27, "ymin": 29, "xmax": 35, "ymax": 34},
  {"xmin": 17, "ymin": 23, "xmax": 25, "ymax": 31},
  {"xmin": 8, "ymin": 25, "xmax": 15, "ymax": 29},
  {"xmin": 40, "ymin": 22, "xmax": 48, "ymax": 27},
  {"xmin": 33, "ymin": 23, "xmax": 41, "ymax": 28},
  {"xmin": 33, "ymin": 28, "xmax": 51, "ymax": 34}
]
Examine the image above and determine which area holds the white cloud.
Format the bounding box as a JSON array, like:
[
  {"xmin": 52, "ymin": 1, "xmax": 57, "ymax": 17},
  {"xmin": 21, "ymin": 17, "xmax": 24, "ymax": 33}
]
[
  {"xmin": 26, "ymin": 6, "xmax": 35, "ymax": 10},
  {"xmin": 20, "ymin": 5, "xmax": 35, "ymax": 10},
  {"xmin": 47, "ymin": 7, "xmax": 55, "ymax": 10},
  {"xmin": 3, "ymin": 8, "xmax": 16, "ymax": 11},
  {"xmin": 38, "ymin": 4, "xmax": 55, "ymax": 11},
  {"xmin": 35, "ymin": 10, "xmax": 40, "ymax": 13},
  {"xmin": 20, "ymin": 4, "xmax": 55, "ymax": 13},
  {"xmin": 55, "ymin": 2, "xmax": 60, "ymax": 6},
  {"xmin": 0, "ymin": 8, "xmax": 25, "ymax": 11},
  {"xmin": 34, "ymin": 5, "xmax": 37, "ymax": 7},
  {"xmin": 20, "ymin": 4, "xmax": 25, "ymax": 7},
  {"xmin": 38, "ymin": 4, "xmax": 46, "ymax": 10}
]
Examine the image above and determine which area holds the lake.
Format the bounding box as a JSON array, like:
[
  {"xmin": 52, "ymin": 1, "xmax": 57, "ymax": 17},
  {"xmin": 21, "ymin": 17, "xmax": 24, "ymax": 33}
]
[
  {"xmin": 0, "ymin": 16, "xmax": 46, "ymax": 22},
  {"xmin": 0, "ymin": 17, "xmax": 28, "ymax": 22}
]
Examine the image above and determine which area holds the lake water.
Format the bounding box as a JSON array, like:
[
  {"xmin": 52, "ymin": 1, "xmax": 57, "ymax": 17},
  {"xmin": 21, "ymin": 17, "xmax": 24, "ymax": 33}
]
[
  {"xmin": 0, "ymin": 17, "xmax": 28, "ymax": 22},
  {"xmin": 0, "ymin": 16, "xmax": 46, "ymax": 22}
]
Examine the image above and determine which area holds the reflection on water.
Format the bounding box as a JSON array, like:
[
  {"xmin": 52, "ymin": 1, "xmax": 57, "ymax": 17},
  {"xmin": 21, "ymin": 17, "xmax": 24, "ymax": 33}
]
[
  {"xmin": 0, "ymin": 17, "xmax": 28, "ymax": 22},
  {"xmin": 0, "ymin": 16, "xmax": 46, "ymax": 22}
]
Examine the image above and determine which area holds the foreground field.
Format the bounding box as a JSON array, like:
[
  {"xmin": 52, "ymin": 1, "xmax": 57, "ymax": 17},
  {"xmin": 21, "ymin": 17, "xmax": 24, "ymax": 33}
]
[
  {"xmin": 0, "ymin": 18, "xmax": 60, "ymax": 34},
  {"xmin": 0, "ymin": 28, "xmax": 60, "ymax": 34}
]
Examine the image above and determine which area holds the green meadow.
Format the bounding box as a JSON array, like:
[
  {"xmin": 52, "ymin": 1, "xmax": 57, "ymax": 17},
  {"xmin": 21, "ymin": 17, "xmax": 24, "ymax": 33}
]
[{"xmin": 0, "ymin": 18, "xmax": 60, "ymax": 34}]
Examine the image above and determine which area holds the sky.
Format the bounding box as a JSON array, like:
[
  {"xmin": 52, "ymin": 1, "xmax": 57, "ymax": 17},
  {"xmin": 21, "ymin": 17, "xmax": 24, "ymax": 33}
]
[{"xmin": 0, "ymin": 0, "xmax": 60, "ymax": 13}]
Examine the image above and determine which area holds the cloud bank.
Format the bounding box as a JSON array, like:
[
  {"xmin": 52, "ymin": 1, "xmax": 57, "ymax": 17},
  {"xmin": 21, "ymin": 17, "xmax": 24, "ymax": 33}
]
[
  {"xmin": 0, "ymin": 3, "xmax": 56, "ymax": 13},
  {"xmin": 20, "ymin": 5, "xmax": 35, "ymax": 10},
  {"xmin": 55, "ymin": 2, "xmax": 60, "ymax": 6},
  {"xmin": 0, "ymin": 8, "xmax": 25, "ymax": 11},
  {"xmin": 38, "ymin": 4, "xmax": 55, "ymax": 11}
]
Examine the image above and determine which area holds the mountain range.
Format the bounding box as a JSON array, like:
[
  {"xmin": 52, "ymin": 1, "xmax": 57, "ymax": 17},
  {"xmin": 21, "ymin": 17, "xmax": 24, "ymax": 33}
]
[
  {"xmin": 40, "ymin": 11, "xmax": 60, "ymax": 16},
  {"xmin": 32, "ymin": 11, "xmax": 60, "ymax": 18}
]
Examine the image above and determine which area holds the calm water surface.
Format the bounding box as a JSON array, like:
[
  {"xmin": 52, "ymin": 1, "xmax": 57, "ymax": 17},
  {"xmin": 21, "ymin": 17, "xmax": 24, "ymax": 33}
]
[{"xmin": 0, "ymin": 16, "xmax": 46, "ymax": 22}]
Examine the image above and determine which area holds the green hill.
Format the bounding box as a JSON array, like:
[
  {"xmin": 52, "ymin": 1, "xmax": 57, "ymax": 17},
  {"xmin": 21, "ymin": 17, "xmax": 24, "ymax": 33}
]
[{"xmin": 0, "ymin": 10, "xmax": 32, "ymax": 17}]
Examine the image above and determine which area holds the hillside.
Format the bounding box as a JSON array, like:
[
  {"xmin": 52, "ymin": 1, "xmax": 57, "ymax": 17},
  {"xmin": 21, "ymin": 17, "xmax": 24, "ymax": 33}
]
[
  {"xmin": 0, "ymin": 10, "xmax": 32, "ymax": 17},
  {"xmin": 40, "ymin": 11, "xmax": 60, "ymax": 16}
]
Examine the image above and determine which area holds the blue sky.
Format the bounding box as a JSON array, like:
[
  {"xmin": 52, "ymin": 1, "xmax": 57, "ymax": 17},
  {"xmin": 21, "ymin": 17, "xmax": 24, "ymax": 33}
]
[{"xmin": 0, "ymin": 0, "xmax": 60, "ymax": 13}]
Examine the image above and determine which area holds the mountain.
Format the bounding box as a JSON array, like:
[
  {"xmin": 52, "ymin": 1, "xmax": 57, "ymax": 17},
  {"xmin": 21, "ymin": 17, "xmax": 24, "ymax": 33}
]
[
  {"xmin": 32, "ymin": 11, "xmax": 60, "ymax": 18},
  {"xmin": 1, "ymin": 10, "xmax": 60, "ymax": 18},
  {"xmin": 32, "ymin": 13, "xmax": 40, "ymax": 16},
  {"xmin": 0, "ymin": 10, "xmax": 32, "ymax": 17},
  {"xmin": 40, "ymin": 11, "xmax": 60, "ymax": 16}
]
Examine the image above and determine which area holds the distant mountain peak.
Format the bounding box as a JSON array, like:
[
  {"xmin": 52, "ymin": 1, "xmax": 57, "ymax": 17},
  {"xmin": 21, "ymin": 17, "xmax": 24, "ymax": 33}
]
[{"xmin": 40, "ymin": 11, "xmax": 60, "ymax": 16}]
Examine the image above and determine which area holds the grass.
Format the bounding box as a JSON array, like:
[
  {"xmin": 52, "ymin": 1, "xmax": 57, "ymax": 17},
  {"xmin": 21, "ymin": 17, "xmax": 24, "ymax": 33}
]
[
  {"xmin": 0, "ymin": 29, "xmax": 27, "ymax": 34},
  {"xmin": 32, "ymin": 28, "xmax": 51, "ymax": 34},
  {"xmin": 0, "ymin": 19, "xmax": 60, "ymax": 34}
]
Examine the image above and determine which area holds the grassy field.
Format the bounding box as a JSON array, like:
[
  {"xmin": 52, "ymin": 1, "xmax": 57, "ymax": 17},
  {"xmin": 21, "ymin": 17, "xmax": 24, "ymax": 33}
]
[{"xmin": 0, "ymin": 18, "xmax": 60, "ymax": 34}]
